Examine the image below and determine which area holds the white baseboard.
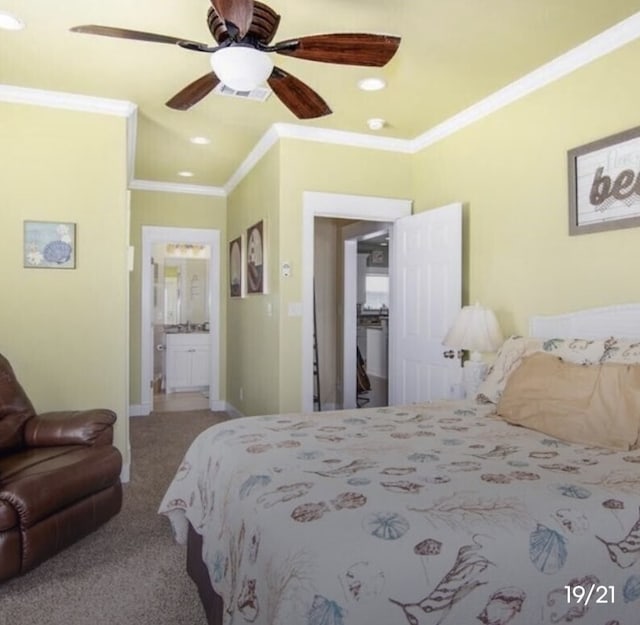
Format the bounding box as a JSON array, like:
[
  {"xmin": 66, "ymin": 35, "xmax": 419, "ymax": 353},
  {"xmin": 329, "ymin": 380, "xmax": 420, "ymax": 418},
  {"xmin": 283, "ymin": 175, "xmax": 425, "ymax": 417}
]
[
  {"xmin": 223, "ymin": 402, "xmax": 245, "ymax": 419},
  {"xmin": 318, "ymin": 402, "xmax": 339, "ymax": 411},
  {"xmin": 131, "ymin": 400, "xmax": 242, "ymax": 416},
  {"xmin": 120, "ymin": 460, "xmax": 130, "ymax": 484},
  {"xmin": 129, "ymin": 403, "xmax": 151, "ymax": 417}
]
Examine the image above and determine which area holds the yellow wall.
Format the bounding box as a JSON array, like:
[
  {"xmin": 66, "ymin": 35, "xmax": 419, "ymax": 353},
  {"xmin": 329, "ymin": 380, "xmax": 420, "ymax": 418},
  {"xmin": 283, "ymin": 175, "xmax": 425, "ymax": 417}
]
[
  {"xmin": 226, "ymin": 144, "xmax": 281, "ymax": 415},
  {"xmin": 0, "ymin": 102, "xmax": 130, "ymax": 461},
  {"xmin": 129, "ymin": 190, "xmax": 227, "ymax": 405},
  {"xmin": 412, "ymin": 38, "xmax": 640, "ymax": 336}
]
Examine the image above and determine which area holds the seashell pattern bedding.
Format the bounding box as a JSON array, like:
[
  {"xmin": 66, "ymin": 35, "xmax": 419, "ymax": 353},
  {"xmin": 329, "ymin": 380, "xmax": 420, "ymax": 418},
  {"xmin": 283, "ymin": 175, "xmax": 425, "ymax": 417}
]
[{"xmin": 159, "ymin": 399, "xmax": 640, "ymax": 625}]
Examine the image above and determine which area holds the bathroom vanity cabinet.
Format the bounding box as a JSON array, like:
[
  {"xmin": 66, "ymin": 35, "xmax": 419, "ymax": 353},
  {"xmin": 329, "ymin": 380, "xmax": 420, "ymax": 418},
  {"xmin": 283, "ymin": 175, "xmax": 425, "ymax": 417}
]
[{"xmin": 165, "ymin": 332, "xmax": 210, "ymax": 393}]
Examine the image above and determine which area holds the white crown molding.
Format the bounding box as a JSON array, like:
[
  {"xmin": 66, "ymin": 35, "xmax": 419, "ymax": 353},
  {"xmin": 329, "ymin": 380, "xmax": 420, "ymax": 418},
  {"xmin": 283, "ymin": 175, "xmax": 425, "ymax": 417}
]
[
  {"xmin": 129, "ymin": 178, "xmax": 226, "ymax": 197},
  {"xmin": 410, "ymin": 11, "xmax": 640, "ymax": 152},
  {"xmin": 126, "ymin": 110, "xmax": 138, "ymax": 185},
  {"xmin": 224, "ymin": 123, "xmax": 412, "ymax": 194},
  {"xmin": 274, "ymin": 123, "xmax": 413, "ymax": 153},
  {"xmin": 0, "ymin": 84, "xmax": 137, "ymax": 117},
  {"xmin": 223, "ymin": 125, "xmax": 280, "ymax": 195}
]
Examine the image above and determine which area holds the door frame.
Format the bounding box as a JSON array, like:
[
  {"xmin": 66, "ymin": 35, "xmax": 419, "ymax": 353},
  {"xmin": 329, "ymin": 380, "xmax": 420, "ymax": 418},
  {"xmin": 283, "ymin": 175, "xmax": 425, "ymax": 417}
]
[
  {"xmin": 302, "ymin": 192, "xmax": 412, "ymax": 413},
  {"xmin": 140, "ymin": 226, "xmax": 221, "ymax": 414}
]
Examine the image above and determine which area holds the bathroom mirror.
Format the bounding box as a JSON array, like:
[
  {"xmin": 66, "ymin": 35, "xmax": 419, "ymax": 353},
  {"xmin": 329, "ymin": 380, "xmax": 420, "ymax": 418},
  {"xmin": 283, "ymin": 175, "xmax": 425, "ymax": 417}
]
[{"xmin": 153, "ymin": 243, "xmax": 210, "ymax": 326}]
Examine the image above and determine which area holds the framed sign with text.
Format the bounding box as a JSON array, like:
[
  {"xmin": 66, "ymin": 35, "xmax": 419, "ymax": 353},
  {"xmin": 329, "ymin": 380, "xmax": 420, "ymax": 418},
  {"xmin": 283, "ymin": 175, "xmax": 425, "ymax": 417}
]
[{"xmin": 568, "ymin": 125, "xmax": 640, "ymax": 235}]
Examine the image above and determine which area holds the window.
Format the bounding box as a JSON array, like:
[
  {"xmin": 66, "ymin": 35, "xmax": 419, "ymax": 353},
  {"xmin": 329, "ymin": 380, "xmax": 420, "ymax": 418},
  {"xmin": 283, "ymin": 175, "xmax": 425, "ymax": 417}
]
[{"xmin": 365, "ymin": 274, "xmax": 389, "ymax": 309}]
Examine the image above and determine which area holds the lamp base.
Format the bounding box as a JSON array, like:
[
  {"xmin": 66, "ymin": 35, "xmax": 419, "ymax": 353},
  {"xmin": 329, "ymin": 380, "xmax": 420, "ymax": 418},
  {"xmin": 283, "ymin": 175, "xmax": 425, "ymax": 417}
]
[{"xmin": 462, "ymin": 359, "xmax": 487, "ymax": 399}]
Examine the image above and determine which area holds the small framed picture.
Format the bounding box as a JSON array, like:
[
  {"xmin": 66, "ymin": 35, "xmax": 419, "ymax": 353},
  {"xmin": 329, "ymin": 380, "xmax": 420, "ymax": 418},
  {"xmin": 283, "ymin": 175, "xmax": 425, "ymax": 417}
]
[
  {"xmin": 229, "ymin": 235, "xmax": 244, "ymax": 298},
  {"xmin": 24, "ymin": 221, "xmax": 76, "ymax": 269},
  {"xmin": 246, "ymin": 220, "xmax": 267, "ymax": 294}
]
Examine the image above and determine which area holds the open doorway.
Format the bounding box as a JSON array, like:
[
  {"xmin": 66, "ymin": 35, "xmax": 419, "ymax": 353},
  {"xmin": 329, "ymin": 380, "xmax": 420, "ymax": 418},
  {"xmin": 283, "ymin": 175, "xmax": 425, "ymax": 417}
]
[
  {"xmin": 151, "ymin": 242, "xmax": 211, "ymax": 412},
  {"xmin": 339, "ymin": 220, "xmax": 392, "ymax": 410},
  {"xmin": 356, "ymin": 231, "xmax": 390, "ymax": 408},
  {"xmin": 313, "ymin": 217, "xmax": 390, "ymax": 411},
  {"xmin": 140, "ymin": 226, "xmax": 221, "ymax": 415},
  {"xmin": 304, "ymin": 191, "xmax": 412, "ymax": 413}
]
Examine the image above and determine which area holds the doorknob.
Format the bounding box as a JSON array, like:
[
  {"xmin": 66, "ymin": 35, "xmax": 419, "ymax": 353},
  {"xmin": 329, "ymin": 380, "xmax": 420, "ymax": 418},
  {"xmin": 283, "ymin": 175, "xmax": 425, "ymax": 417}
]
[
  {"xmin": 442, "ymin": 349, "xmax": 463, "ymax": 359},
  {"xmin": 155, "ymin": 344, "xmax": 166, "ymax": 351}
]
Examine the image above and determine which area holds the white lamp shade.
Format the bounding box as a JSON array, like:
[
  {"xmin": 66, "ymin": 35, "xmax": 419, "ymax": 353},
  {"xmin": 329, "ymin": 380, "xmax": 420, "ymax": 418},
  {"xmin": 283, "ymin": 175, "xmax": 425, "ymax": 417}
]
[
  {"xmin": 210, "ymin": 47, "xmax": 274, "ymax": 91},
  {"xmin": 443, "ymin": 303, "xmax": 503, "ymax": 355}
]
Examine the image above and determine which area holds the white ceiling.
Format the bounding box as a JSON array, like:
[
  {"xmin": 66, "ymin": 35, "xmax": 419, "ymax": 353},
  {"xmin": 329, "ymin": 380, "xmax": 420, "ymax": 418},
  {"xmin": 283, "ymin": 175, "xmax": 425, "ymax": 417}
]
[{"xmin": 2, "ymin": 1, "xmax": 640, "ymax": 190}]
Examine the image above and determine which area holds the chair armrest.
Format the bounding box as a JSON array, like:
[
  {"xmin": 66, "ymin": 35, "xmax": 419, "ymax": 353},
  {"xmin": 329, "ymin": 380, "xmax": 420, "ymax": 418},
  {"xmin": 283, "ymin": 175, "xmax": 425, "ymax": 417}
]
[{"xmin": 24, "ymin": 409, "xmax": 117, "ymax": 447}]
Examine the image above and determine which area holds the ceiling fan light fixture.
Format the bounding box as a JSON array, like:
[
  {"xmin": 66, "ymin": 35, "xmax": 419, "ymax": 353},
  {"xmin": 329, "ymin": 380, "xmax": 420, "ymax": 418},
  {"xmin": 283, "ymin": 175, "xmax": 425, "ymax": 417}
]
[
  {"xmin": 358, "ymin": 77, "xmax": 386, "ymax": 92},
  {"xmin": 0, "ymin": 11, "xmax": 25, "ymax": 30},
  {"xmin": 210, "ymin": 46, "xmax": 274, "ymax": 92}
]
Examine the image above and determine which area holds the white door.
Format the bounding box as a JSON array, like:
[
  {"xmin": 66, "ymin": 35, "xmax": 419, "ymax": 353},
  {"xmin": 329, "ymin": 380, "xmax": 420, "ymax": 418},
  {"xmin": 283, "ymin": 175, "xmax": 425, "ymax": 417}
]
[{"xmin": 388, "ymin": 203, "xmax": 462, "ymax": 404}]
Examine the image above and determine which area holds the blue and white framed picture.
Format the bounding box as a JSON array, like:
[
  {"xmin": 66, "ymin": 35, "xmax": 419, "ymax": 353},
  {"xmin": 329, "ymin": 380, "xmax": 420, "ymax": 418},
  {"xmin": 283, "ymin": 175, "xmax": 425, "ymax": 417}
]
[{"xmin": 23, "ymin": 221, "xmax": 76, "ymax": 269}]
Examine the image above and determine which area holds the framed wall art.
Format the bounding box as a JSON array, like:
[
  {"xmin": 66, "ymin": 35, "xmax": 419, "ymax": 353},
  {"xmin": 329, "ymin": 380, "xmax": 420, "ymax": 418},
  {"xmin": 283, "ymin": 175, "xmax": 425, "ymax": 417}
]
[
  {"xmin": 246, "ymin": 219, "xmax": 267, "ymax": 294},
  {"xmin": 23, "ymin": 221, "xmax": 76, "ymax": 269},
  {"xmin": 568, "ymin": 125, "xmax": 640, "ymax": 235},
  {"xmin": 229, "ymin": 235, "xmax": 244, "ymax": 298}
]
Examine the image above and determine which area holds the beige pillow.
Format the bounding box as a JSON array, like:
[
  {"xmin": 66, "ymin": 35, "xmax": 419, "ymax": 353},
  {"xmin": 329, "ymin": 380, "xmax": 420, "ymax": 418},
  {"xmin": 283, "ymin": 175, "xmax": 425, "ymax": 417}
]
[{"xmin": 496, "ymin": 352, "xmax": 640, "ymax": 451}]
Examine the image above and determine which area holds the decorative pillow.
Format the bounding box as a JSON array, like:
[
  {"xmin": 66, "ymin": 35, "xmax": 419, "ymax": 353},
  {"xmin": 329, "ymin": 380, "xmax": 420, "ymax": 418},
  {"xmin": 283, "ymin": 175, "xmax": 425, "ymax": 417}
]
[
  {"xmin": 475, "ymin": 335, "xmax": 630, "ymax": 404},
  {"xmin": 600, "ymin": 338, "xmax": 640, "ymax": 364},
  {"xmin": 496, "ymin": 352, "xmax": 640, "ymax": 451}
]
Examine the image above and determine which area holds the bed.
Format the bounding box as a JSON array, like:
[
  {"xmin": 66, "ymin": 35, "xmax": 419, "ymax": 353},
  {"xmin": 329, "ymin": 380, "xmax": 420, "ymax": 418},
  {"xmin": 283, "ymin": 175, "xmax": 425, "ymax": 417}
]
[{"xmin": 159, "ymin": 303, "xmax": 640, "ymax": 625}]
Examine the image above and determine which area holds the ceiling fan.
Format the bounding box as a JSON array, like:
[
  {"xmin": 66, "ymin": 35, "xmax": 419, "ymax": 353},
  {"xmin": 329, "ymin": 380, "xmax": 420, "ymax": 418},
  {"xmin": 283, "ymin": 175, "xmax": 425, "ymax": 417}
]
[{"xmin": 70, "ymin": 0, "xmax": 401, "ymax": 119}]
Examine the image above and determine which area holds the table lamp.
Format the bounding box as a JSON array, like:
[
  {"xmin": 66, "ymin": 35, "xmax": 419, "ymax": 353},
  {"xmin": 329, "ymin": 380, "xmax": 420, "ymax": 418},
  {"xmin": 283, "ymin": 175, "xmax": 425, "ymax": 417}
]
[{"xmin": 443, "ymin": 303, "xmax": 503, "ymax": 397}]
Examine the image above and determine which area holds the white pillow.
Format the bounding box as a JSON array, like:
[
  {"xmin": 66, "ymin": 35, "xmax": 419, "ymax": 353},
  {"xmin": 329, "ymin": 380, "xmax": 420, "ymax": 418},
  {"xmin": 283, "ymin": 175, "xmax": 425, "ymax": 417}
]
[{"xmin": 475, "ymin": 335, "xmax": 640, "ymax": 404}]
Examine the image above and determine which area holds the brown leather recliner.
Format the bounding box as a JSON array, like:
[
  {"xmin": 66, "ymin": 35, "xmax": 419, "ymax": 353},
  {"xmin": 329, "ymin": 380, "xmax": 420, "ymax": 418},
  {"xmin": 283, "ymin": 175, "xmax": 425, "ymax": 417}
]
[{"xmin": 0, "ymin": 353, "xmax": 123, "ymax": 582}]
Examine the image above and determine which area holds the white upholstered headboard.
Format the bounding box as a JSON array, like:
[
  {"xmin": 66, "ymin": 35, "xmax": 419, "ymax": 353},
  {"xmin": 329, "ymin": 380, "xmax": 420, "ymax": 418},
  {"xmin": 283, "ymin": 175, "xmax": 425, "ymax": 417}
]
[{"xmin": 529, "ymin": 303, "xmax": 640, "ymax": 340}]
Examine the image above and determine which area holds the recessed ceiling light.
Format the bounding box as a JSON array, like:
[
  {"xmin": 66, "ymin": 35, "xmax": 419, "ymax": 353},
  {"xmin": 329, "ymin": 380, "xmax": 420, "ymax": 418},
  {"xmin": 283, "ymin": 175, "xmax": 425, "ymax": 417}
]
[
  {"xmin": 190, "ymin": 136, "xmax": 211, "ymax": 145},
  {"xmin": 0, "ymin": 11, "xmax": 25, "ymax": 30},
  {"xmin": 358, "ymin": 77, "xmax": 386, "ymax": 92},
  {"xmin": 367, "ymin": 118, "xmax": 386, "ymax": 131},
  {"xmin": 178, "ymin": 171, "xmax": 194, "ymax": 178}
]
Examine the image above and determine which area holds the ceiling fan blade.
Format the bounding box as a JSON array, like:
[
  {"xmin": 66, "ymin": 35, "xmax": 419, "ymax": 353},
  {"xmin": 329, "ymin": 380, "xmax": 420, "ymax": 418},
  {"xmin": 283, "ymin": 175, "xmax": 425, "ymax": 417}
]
[
  {"xmin": 211, "ymin": 0, "xmax": 254, "ymax": 39},
  {"xmin": 275, "ymin": 33, "xmax": 401, "ymax": 67},
  {"xmin": 267, "ymin": 67, "xmax": 331, "ymax": 120},
  {"xmin": 166, "ymin": 73, "xmax": 220, "ymax": 111},
  {"xmin": 70, "ymin": 25, "xmax": 210, "ymax": 48}
]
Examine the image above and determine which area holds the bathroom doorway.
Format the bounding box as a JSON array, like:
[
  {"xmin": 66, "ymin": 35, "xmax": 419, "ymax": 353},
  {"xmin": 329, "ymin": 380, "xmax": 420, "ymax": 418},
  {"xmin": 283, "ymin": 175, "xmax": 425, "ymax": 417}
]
[
  {"xmin": 140, "ymin": 226, "xmax": 221, "ymax": 414},
  {"xmin": 151, "ymin": 242, "xmax": 211, "ymax": 412}
]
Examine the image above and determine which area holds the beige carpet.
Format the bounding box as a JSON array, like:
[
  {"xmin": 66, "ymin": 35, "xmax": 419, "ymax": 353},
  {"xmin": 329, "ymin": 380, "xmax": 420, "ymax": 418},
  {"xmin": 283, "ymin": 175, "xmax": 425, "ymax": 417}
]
[{"xmin": 0, "ymin": 410, "xmax": 230, "ymax": 625}]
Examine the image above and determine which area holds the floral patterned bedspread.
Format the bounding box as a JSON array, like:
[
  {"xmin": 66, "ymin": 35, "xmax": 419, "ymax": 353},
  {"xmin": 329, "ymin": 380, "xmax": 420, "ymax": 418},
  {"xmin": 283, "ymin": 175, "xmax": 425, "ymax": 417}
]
[{"xmin": 159, "ymin": 400, "xmax": 640, "ymax": 625}]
